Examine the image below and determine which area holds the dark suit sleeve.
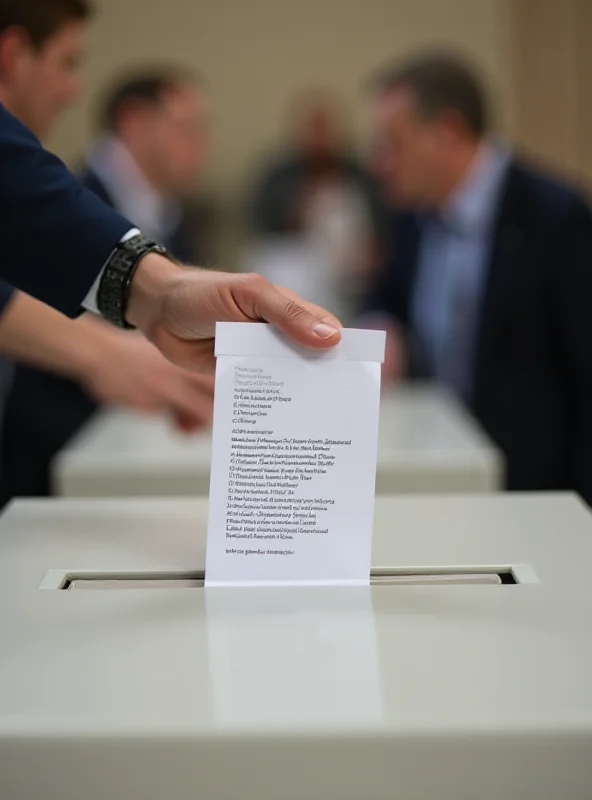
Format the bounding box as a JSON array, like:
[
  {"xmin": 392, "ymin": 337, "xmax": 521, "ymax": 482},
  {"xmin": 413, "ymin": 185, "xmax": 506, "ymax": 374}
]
[
  {"xmin": 551, "ymin": 194, "xmax": 592, "ymax": 504},
  {"xmin": 0, "ymin": 103, "xmax": 132, "ymax": 317},
  {"xmin": 0, "ymin": 282, "xmax": 15, "ymax": 317}
]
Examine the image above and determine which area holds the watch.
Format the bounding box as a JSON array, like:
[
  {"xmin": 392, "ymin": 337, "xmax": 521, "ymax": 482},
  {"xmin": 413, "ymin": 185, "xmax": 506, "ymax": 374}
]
[{"xmin": 97, "ymin": 233, "xmax": 176, "ymax": 329}]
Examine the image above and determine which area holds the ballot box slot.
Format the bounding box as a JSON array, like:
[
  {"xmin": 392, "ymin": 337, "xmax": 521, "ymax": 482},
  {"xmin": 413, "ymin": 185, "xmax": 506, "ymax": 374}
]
[
  {"xmin": 39, "ymin": 564, "xmax": 533, "ymax": 590},
  {"xmin": 370, "ymin": 566, "xmax": 520, "ymax": 585},
  {"xmin": 60, "ymin": 571, "xmax": 204, "ymax": 590}
]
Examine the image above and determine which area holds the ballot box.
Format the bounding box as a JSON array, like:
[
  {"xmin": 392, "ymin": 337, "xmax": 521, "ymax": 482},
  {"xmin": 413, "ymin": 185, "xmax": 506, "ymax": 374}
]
[
  {"xmin": 54, "ymin": 384, "xmax": 502, "ymax": 497},
  {"xmin": 1, "ymin": 492, "xmax": 591, "ymax": 800}
]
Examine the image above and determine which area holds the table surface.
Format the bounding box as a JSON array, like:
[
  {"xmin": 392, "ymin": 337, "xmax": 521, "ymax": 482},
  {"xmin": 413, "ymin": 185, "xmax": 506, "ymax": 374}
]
[
  {"xmin": 54, "ymin": 384, "xmax": 502, "ymax": 495},
  {"xmin": 1, "ymin": 492, "xmax": 590, "ymax": 799}
]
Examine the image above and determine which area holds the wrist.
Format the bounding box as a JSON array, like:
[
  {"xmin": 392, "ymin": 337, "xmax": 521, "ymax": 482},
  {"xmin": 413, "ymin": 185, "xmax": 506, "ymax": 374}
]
[{"xmin": 125, "ymin": 253, "xmax": 184, "ymax": 333}]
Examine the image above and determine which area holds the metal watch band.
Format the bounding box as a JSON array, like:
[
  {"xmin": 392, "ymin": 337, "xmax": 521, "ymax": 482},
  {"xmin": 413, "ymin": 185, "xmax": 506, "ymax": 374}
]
[{"xmin": 97, "ymin": 234, "xmax": 172, "ymax": 329}]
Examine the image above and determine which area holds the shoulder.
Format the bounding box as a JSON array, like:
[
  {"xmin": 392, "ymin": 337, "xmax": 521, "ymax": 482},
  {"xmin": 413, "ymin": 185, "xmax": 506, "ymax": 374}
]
[{"xmin": 507, "ymin": 157, "xmax": 592, "ymax": 225}]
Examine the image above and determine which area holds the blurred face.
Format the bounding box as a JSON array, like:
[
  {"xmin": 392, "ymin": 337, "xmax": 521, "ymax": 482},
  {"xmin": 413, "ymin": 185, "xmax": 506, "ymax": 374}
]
[
  {"xmin": 372, "ymin": 86, "xmax": 451, "ymax": 207},
  {"xmin": 297, "ymin": 107, "xmax": 341, "ymax": 161},
  {"xmin": 0, "ymin": 21, "xmax": 85, "ymax": 139},
  {"xmin": 127, "ymin": 84, "xmax": 209, "ymax": 197}
]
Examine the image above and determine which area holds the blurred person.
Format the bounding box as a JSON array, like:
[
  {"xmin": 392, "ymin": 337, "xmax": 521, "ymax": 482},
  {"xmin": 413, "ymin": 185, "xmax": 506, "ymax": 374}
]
[
  {"xmin": 0, "ymin": 1, "xmax": 213, "ymax": 498},
  {"xmin": 82, "ymin": 68, "xmax": 209, "ymax": 262},
  {"xmin": 248, "ymin": 90, "xmax": 387, "ymax": 322},
  {"xmin": 362, "ymin": 51, "xmax": 592, "ymax": 503}
]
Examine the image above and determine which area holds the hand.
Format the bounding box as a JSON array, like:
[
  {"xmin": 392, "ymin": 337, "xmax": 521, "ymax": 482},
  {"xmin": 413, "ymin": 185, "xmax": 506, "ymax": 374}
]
[
  {"xmin": 77, "ymin": 322, "xmax": 214, "ymax": 432},
  {"xmin": 126, "ymin": 257, "xmax": 342, "ymax": 370}
]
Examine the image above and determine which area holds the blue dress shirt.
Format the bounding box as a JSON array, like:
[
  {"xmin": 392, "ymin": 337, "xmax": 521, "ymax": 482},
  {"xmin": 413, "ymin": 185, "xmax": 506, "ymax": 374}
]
[{"xmin": 411, "ymin": 142, "xmax": 511, "ymax": 401}]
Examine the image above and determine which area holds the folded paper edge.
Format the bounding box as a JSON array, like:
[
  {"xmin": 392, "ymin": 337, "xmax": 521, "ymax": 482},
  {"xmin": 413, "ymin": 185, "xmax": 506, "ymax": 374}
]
[{"xmin": 214, "ymin": 322, "xmax": 386, "ymax": 363}]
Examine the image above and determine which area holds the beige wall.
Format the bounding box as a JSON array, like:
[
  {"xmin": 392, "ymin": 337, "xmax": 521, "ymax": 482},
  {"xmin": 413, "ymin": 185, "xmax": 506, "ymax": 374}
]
[
  {"xmin": 48, "ymin": 0, "xmax": 512, "ymax": 261},
  {"xmin": 508, "ymin": 0, "xmax": 592, "ymax": 188}
]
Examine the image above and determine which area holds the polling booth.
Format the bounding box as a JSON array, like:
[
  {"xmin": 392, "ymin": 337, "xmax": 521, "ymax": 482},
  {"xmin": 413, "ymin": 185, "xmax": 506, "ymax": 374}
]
[{"xmin": 1, "ymin": 492, "xmax": 591, "ymax": 799}]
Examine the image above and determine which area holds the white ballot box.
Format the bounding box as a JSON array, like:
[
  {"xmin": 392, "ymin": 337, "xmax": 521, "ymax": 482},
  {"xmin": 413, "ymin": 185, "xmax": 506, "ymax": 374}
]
[
  {"xmin": 0, "ymin": 493, "xmax": 591, "ymax": 799},
  {"xmin": 54, "ymin": 384, "xmax": 502, "ymax": 497}
]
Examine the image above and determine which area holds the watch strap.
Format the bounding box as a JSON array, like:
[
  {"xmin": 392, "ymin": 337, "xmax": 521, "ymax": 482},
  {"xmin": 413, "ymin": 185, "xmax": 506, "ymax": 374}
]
[{"xmin": 97, "ymin": 234, "xmax": 172, "ymax": 329}]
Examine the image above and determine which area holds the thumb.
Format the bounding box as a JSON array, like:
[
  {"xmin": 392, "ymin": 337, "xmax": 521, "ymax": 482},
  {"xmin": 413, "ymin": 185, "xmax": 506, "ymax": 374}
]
[{"xmin": 235, "ymin": 279, "xmax": 342, "ymax": 349}]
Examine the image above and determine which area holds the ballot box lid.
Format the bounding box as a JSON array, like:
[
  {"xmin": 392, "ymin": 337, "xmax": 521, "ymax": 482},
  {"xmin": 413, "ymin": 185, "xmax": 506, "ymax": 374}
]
[{"xmin": 1, "ymin": 494, "xmax": 591, "ymax": 799}]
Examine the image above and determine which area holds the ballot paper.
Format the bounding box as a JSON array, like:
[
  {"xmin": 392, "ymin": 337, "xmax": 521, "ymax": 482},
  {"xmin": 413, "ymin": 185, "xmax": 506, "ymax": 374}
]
[{"xmin": 205, "ymin": 322, "xmax": 385, "ymax": 587}]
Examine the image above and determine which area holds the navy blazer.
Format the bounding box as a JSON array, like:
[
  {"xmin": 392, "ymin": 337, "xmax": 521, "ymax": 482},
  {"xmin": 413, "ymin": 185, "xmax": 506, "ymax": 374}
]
[
  {"xmin": 1, "ymin": 167, "xmax": 201, "ymax": 501},
  {"xmin": 0, "ymin": 103, "xmax": 130, "ymax": 315},
  {"xmin": 364, "ymin": 159, "xmax": 592, "ymax": 502}
]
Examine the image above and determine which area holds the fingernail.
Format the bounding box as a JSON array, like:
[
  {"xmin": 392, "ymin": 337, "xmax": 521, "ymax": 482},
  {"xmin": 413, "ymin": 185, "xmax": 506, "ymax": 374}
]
[{"xmin": 313, "ymin": 322, "xmax": 338, "ymax": 339}]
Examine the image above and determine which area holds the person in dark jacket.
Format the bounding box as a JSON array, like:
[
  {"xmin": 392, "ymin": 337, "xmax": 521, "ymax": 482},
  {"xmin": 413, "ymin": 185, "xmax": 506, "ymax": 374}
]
[
  {"xmin": 251, "ymin": 90, "xmax": 384, "ymax": 237},
  {"xmin": 0, "ymin": 5, "xmax": 341, "ymax": 500},
  {"xmin": 1, "ymin": 62, "xmax": 211, "ymax": 499},
  {"xmin": 362, "ymin": 51, "xmax": 592, "ymax": 503}
]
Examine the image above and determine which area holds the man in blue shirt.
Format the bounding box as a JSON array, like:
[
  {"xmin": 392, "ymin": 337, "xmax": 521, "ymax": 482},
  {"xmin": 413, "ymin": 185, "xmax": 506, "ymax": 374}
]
[
  {"xmin": 363, "ymin": 51, "xmax": 592, "ymax": 503},
  {"xmin": 409, "ymin": 140, "xmax": 510, "ymax": 401}
]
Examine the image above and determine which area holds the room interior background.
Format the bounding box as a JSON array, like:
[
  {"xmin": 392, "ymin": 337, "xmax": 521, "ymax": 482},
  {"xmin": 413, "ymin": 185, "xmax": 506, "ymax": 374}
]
[{"xmin": 46, "ymin": 0, "xmax": 592, "ymax": 265}]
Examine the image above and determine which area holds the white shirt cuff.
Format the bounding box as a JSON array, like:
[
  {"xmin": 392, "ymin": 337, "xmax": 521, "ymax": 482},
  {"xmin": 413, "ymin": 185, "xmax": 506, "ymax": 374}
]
[{"xmin": 82, "ymin": 227, "xmax": 141, "ymax": 314}]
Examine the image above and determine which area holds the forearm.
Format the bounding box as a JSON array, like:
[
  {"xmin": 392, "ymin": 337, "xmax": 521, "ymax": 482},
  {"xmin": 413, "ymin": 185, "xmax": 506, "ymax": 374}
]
[
  {"xmin": 0, "ymin": 293, "xmax": 107, "ymax": 379},
  {"xmin": 0, "ymin": 255, "xmax": 185, "ymax": 377}
]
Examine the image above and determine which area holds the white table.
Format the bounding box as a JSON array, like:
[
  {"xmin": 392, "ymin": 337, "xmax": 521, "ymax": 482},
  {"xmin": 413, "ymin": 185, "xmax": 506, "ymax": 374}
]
[
  {"xmin": 1, "ymin": 492, "xmax": 591, "ymax": 799},
  {"xmin": 54, "ymin": 384, "xmax": 502, "ymax": 497}
]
